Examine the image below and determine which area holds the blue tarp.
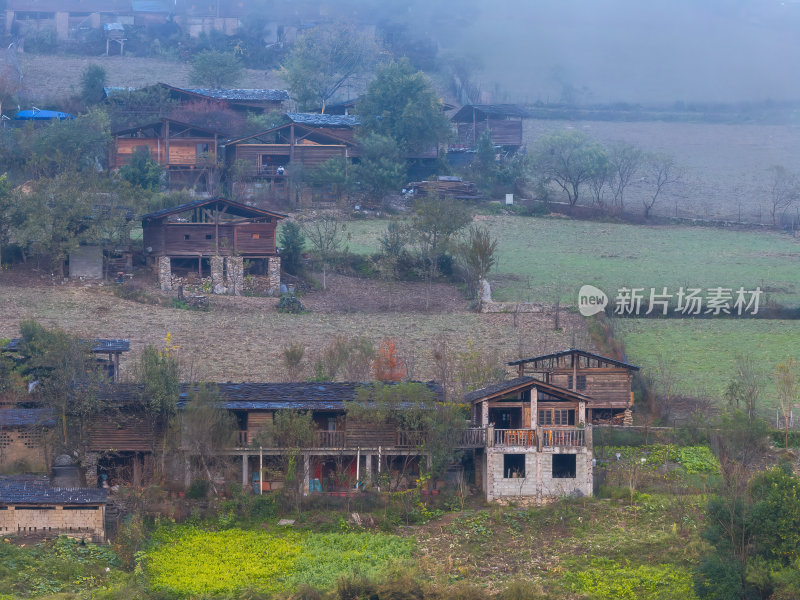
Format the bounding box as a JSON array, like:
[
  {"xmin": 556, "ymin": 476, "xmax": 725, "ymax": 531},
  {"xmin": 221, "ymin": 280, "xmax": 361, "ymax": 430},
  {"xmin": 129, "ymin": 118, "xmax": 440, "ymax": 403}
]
[{"xmin": 15, "ymin": 109, "xmax": 75, "ymax": 121}]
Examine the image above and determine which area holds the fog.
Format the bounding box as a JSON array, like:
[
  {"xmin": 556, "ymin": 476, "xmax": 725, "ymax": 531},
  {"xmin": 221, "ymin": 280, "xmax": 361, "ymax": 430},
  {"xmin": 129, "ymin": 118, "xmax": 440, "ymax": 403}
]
[
  {"xmin": 445, "ymin": 0, "xmax": 800, "ymax": 104},
  {"xmin": 304, "ymin": 0, "xmax": 800, "ymax": 105}
]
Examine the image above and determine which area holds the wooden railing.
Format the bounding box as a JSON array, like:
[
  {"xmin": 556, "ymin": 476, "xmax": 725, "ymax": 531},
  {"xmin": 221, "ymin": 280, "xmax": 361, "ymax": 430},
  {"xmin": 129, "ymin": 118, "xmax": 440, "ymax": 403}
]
[
  {"xmin": 458, "ymin": 428, "xmax": 487, "ymax": 448},
  {"xmin": 539, "ymin": 428, "xmax": 585, "ymax": 447},
  {"xmin": 493, "ymin": 429, "xmax": 537, "ymax": 447},
  {"xmin": 237, "ymin": 430, "xmax": 249, "ymax": 446},
  {"xmin": 396, "ymin": 430, "xmax": 426, "ymax": 448},
  {"xmin": 314, "ymin": 430, "xmax": 346, "ymax": 448}
]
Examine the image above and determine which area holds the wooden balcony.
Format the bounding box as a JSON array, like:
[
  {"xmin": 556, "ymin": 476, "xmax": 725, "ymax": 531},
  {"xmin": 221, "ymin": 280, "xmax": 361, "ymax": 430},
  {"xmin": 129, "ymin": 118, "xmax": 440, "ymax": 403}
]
[
  {"xmin": 540, "ymin": 428, "xmax": 585, "ymax": 447},
  {"xmin": 314, "ymin": 430, "xmax": 346, "ymax": 448},
  {"xmin": 458, "ymin": 427, "xmax": 487, "ymax": 448},
  {"xmin": 493, "ymin": 429, "xmax": 537, "ymax": 447}
]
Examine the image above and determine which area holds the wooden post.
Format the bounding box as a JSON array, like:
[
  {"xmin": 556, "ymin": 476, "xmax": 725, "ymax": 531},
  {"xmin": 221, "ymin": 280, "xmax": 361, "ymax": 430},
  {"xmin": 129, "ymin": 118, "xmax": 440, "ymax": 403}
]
[
  {"xmin": 164, "ymin": 119, "xmax": 170, "ymax": 165},
  {"xmin": 133, "ymin": 452, "xmax": 141, "ymax": 487},
  {"xmin": 302, "ymin": 453, "xmax": 310, "ymax": 496},
  {"xmin": 241, "ymin": 454, "xmax": 248, "ymax": 486},
  {"xmin": 259, "ymin": 447, "xmax": 263, "ymax": 495}
]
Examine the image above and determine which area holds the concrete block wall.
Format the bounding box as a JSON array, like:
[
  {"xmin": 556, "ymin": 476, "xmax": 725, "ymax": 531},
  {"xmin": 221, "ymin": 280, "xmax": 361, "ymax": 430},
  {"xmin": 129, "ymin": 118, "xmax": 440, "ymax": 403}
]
[
  {"xmin": 0, "ymin": 505, "xmax": 104, "ymax": 540},
  {"xmin": 485, "ymin": 447, "xmax": 593, "ymax": 502},
  {"xmin": 0, "ymin": 429, "xmax": 47, "ymax": 470}
]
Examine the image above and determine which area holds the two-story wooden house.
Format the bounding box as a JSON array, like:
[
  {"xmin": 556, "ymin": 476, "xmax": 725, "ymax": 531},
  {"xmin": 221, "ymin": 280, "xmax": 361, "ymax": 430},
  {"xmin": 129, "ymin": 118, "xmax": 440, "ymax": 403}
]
[
  {"xmin": 449, "ymin": 104, "xmax": 531, "ymax": 152},
  {"xmin": 141, "ymin": 197, "xmax": 286, "ymax": 294},
  {"xmin": 465, "ymin": 377, "xmax": 594, "ymax": 504},
  {"xmin": 224, "ymin": 113, "xmax": 360, "ymax": 205},
  {"xmin": 508, "ymin": 349, "xmax": 640, "ymax": 425},
  {"xmin": 110, "ymin": 118, "xmax": 222, "ymax": 193}
]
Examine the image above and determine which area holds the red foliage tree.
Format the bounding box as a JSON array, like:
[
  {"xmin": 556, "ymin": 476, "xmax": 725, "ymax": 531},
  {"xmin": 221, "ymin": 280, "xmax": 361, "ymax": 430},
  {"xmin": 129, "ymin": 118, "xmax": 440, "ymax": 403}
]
[{"xmin": 373, "ymin": 338, "xmax": 407, "ymax": 382}]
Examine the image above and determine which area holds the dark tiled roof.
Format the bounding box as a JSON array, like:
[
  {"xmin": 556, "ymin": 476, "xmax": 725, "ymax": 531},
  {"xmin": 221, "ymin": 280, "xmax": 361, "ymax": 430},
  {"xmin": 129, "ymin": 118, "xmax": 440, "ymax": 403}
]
[
  {"xmin": 183, "ymin": 88, "xmax": 290, "ymax": 102},
  {"xmin": 507, "ymin": 349, "xmax": 640, "ymax": 370},
  {"xmin": 3, "ymin": 339, "xmax": 130, "ymax": 353},
  {"xmin": 464, "ymin": 377, "xmax": 595, "ymax": 404},
  {"xmin": 464, "ymin": 377, "xmax": 536, "ymax": 404},
  {"xmin": 0, "ymin": 408, "xmax": 56, "ymax": 427},
  {"xmin": 451, "ymin": 104, "xmax": 532, "ymax": 121},
  {"xmin": 140, "ymin": 197, "xmax": 287, "ymax": 221},
  {"xmin": 177, "ymin": 381, "xmax": 443, "ymax": 410},
  {"xmin": 0, "ymin": 476, "xmax": 107, "ymax": 505},
  {"xmin": 286, "ymin": 113, "xmax": 360, "ymax": 128}
]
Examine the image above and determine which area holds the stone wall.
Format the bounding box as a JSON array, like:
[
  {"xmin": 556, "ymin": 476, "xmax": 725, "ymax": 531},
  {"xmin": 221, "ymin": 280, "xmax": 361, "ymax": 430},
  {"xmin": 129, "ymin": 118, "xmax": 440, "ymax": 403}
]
[
  {"xmin": 210, "ymin": 255, "xmax": 225, "ymax": 294},
  {"xmin": 267, "ymin": 256, "xmax": 281, "ymax": 296},
  {"xmin": 225, "ymin": 257, "xmax": 244, "ymax": 296},
  {"xmin": 480, "ymin": 302, "xmax": 546, "ymax": 314},
  {"xmin": 157, "ymin": 256, "xmax": 172, "ymax": 291},
  {"xmin": 0, "ymin": 505, "xmax": 105, "ymax": 541}
]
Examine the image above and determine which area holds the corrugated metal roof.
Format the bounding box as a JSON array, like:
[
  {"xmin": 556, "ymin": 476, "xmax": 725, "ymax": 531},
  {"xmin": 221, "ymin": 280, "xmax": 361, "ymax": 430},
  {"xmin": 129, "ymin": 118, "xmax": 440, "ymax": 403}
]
[
  {"xmin": 0, "ymin": 476, "xmax": 107, "ymax": 505},
  {"xmin": 286, "ymin": 113, "xmax": 360, "ymax": 128},
  {"xmin": 182, "ymin": 88, "xmax": 290, "ymax": 102},
  {"xmin": 0, "ymin": 408, "xmax": 56, "ymax": 428}
]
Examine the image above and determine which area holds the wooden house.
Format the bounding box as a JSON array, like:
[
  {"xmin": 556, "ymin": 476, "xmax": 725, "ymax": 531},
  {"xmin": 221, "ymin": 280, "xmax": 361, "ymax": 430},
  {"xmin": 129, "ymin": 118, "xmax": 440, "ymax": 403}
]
[
  {"xmin": 508, "ymin": 349, "xmax": 640, "ymax": 425},
  {"xmin": 450, "ymin": 104, "xmax": 531, "ymax": 151},
  {"xmin": 224, "ymin": 113, "xmax": 360, "ymax": 205},
  {"xmin": 141, "ymin": 197, "xmax": 286, "ymax": 292},
  {"xmin": 158, "ymin": 84, "xmax": 289, "ymax": 114},
  {"xmin": 465, "ymin": 377, "xmax": 594, "ymax": 504},
  {"xmin": 181, "ymin": 381, "xmax": 444, "ymax": 494},
  {"xmin": 111, "ymin": 118, "xmax": 222, "ymax": 193},
  {"xmin": 0, "ymin": 475, "xmax": 107, "ymax": 541}
]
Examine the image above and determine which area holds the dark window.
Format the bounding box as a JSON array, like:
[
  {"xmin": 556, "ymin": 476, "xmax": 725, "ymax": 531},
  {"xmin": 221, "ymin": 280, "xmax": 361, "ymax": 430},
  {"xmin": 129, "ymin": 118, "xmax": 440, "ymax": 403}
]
[
  {"xmin": 552, "ymin": 454, "xmax": 576, "ymax": 478},
  {"xmin": 196, "ymin": 143, "xmax": 210, "ymax": 155},
  {"xmin": 568, "ymin": 375, "xmax": 587, "ymax": 390},
  {"xmin": 503, "ymin": 454, "xmax": 525, "ymax": 478},
  {"xmin": 538, "ymin": 410, "xmax": 552, "ymax": 426},
  {"xmin": 184, "ymin": 234, "xmax": 190, "ymax": 240},
  {"xmin": 205, "ymin": 234, "xmax": 213, "ymax": 240},
  {"xmin": 539, "ymin": 408, "xmax": 575, "ymax": 426}
]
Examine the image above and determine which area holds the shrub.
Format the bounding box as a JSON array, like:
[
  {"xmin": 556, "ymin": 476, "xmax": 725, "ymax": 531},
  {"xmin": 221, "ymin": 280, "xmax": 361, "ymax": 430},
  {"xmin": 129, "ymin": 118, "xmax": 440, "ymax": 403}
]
[
  {"xmin": 277, "ymin": 295, "xmax": 306, "ymax": 314},
  {"xmin": 186, "ymin": 479, "xmax": 210, "ymax": 499}
]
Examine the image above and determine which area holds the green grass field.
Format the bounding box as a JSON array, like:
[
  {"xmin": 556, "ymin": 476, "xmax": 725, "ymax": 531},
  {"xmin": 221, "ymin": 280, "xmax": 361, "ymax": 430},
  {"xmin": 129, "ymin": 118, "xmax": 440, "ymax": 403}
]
[
  {"xmin": 616, "ymin": 318, "xmax": 800, "ymax": 405},
  {"xmin": 343, "ymin": 214, "xmax": 800, "ymax": 403},
  {"xmin": 344, "ymin": 215, "xmax": 800, "ymax": 305}
]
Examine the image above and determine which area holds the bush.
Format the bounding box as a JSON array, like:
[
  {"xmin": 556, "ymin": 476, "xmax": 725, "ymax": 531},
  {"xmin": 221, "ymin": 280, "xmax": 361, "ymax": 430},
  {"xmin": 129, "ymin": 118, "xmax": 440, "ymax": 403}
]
[
  {"xmin": 186, "ymin": 479, "xmax": 210, "ymax": 499},
  {"xmin": 277, "ymin": 295, "xmax": 306, "ymax": 314}
]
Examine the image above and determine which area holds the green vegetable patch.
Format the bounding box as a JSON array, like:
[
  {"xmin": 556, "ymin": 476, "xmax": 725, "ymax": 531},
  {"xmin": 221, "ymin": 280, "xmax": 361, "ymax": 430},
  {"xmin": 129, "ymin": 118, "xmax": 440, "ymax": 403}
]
[
  {"xmin": 145, "ymin": 526, "xmax": 414, "ymax": 596},
  {"xmin": 563, "ymin": 557, "xmax": 698, "ymax": 600}
]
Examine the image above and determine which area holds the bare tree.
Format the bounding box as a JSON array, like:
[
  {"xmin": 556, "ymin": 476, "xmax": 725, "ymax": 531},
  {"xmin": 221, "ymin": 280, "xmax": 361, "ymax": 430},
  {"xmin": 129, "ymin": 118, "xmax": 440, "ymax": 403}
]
[
  {"xmin": 642, "ymin": 153, "xmax": 682, "ymax": 218},
  {"xmin": 533, "ymin": 130, "xmax": 608, "ymax": 209},
  {"xmin": 724, "ymin": 355, "xmax": 762, "ymax": 420},
  {"xmin": 303, "ymin": 216, "xmax": 346, "ymax": 290},
  {"xmin": 767, "ymin": 165, "xmax": 800, "ymax": 227},
  {"xmin": 607, "ymin": 142, "xmax": 643, "ymax": 215},
  {"xmin": 775, "ymin": 359, "xmax": 798, "ymax": 449}
]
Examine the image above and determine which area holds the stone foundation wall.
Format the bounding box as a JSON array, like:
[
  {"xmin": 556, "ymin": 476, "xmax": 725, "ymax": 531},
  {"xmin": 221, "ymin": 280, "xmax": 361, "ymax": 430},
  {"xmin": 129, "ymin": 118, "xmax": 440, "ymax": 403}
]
[
  {"xmin": 157, "ymin": 256, "xmax": 172, "ymax": 291},
  {"xmin": 225, "ymin": 257, "xmax": 244, "ymax": 296},
  {"xmin": 210, "ymin": 256, "xmax": 225, "ymax": 294},
  {"xmin": 267, "ymin": 256, "xmax": 281, "ymax": 296},
  {"xmin": 0, "ymin": 505, "xmax": 105, "ymax": 541}
]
